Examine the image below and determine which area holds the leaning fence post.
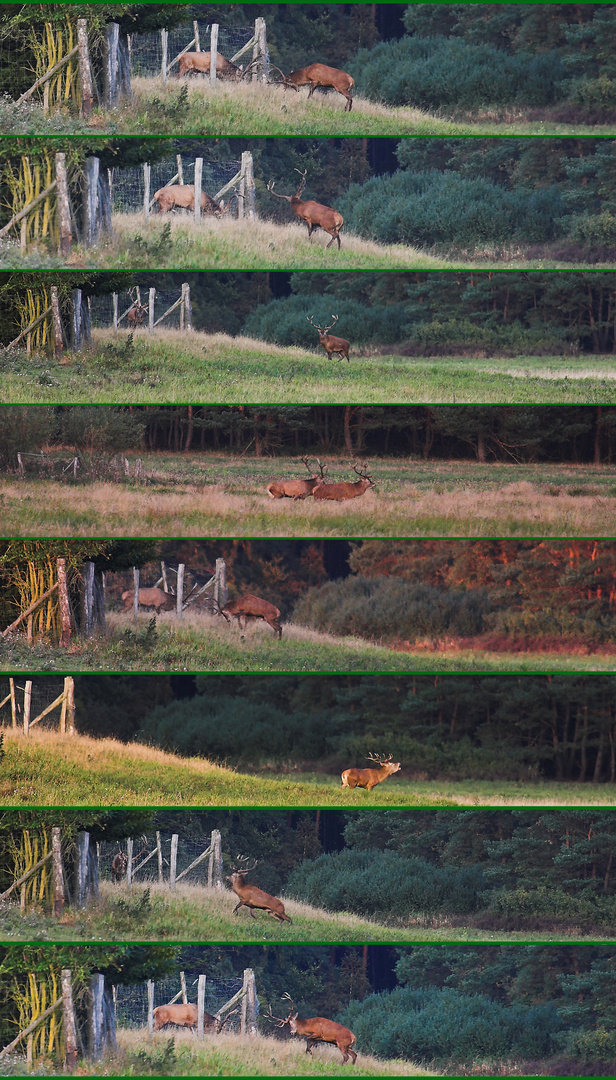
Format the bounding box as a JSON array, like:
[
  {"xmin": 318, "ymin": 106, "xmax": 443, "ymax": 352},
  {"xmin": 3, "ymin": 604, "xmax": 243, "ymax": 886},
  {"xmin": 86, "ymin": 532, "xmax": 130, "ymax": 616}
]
[
  {"xmin": 77, "ymin": 831, "xmax": 89, "ymax": 908},
  {"xmin": 62, "ymin": 970, "xmax": 79, "ymax": 1071},
  {"xmin": 143, "ymin": 163, "xmax": 151, "ymax": 220},
  {"xmin": 170, "ymin": 833, "xmax": 178, "ymax": 888},
  {"xmin": 147, "ymin": 980, "xmax": 155, "ymax": 1034},
  {"xmin": 148, "ymin": 288, "xmax": 155, "ymax": 333},
  {"xmin": 50, "ymin": 285, "xmax": 64, "ymax": 359},
  {"xmin": 161, "ymin": 28, "xmax": 168, "ymax": 82},
  {"xmin": 197, "ymin": 975, "xmax": 206, "ymax": 1038},
  {"xmin": 77, "ymin": 19, "xmax": 94, "ymax": 118},
  {"xmin": 194, "ymin": 158, "xmax": 203, "ymax": 222},
  {"xmin": 52, "ymin": 826, "xmax": 64, "ymax": 917},
  {"xmin": 55, "ymin": 152, "xmax": 72, "ymax": 256},
  {"xmin": 210, "ymin": 24, "xmax": 218, "ymax": 86},
  {"xmin": 176, "ymin": 564, "xmax": 185, "ymax": 620}
]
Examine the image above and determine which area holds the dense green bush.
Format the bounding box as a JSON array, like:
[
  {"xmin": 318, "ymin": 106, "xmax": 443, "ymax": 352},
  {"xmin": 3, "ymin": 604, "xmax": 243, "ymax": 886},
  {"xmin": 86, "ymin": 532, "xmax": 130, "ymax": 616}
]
[
  {"xmin": 243, "ymin": 295, "xmax": 409, "ymax": 348},
  {"xmin": 287, "ymin": 849, "xmax": 486, "ymax": 919},
  {"xmin": 339, "ymin": 985, "xmax": 559, "ymax": 1062},
  {"xmin": 405, "ymin": 317, "xmax": 572, "ymax": 356},
  {"xmin": 293, "ymin": 577, "xmax": 491, "ymax": 643},
  {"xmin": 489, "ymin": 605, "xmax": 616, "ymax": 646},
  {"xmin": 338, "ymin": 171, "xmax": 563, "ymax": 249},
  {"xmin": 353, "ymin": 36, "xmax": 566, "ymax": 110},
  {"xmin": 488, "ymin": 886, "xmax": 616, "ymax": 927}
]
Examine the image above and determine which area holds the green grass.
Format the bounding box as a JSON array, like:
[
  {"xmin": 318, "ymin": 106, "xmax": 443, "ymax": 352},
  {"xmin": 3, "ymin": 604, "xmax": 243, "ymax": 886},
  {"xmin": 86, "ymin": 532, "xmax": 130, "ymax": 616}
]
[
  {"xmin": 4, "ymin": 455, "xmax": 616, "ymax": 537},
  {"xmin": 0, "ymin": 880, "xmax": 601, "ymax": 943},
  {"xmin": 1, "ymin": 613, "xmax": 615, "ymax": 673},
  {"xmin": 4, "ymin": 79, "xmax": 613, "ymax": 138},
  {"xmin": 1, "ymin": 215, "xmax": 611, "ymax": 272},
  {"xmin": 1, "ymin": 729, "xmax": 615, "ymax": 807},
  {"xmin": 2, "ymin": 330, "xmax": 614, "ymax": 405}
]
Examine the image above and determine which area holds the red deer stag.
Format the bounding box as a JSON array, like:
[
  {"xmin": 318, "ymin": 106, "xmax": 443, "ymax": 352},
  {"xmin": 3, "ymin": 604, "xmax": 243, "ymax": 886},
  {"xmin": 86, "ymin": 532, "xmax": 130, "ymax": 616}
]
[
  {"xmin": 313, "ymin": 463, "xmax": 376, "ymax": 501},
  {"xmin": 153, "ymin": 185, "xmax": 224, "ymax": 216},
  {"xmin": 341, "ymin": 753, "xmax": 401, "ymax": 791},
  {"xmin": 111, "ymin": 852, "xmax": 128, "ymax": 883},
  {"xmin": 227, "ymin": 856, "xmax": 292, "ymax": 923},
  {"xmin": 307, "ymin": 314, "xmax": 349, "ymax": 362},
  {"xmin": 127, "ymin": 288, "xmax": 148, "ymax": 328},
  {"xmin": 275, "ymin": 63, "xmax": 354, "ymax": 112},
  {"xmin": 178, "ymin": 52, "xmax": 242, "ymax": 81},
  {"xmin": 216, "ymin": 594, "xmax": 283, "ymax": 638},
  {"xmin": 267, "ymin": 456, "xmax": 326, "ymax": 500},
  {"xmin": 267, "ymin": 994, "xmax": 357, "ymax": 1065},
  {"xmin": 121, "ymin": 587, "xmax": 175, "ymax": 614},
  {"xmin": 267, "ymin": 169, "xmax": 343, "ymax": 249}
]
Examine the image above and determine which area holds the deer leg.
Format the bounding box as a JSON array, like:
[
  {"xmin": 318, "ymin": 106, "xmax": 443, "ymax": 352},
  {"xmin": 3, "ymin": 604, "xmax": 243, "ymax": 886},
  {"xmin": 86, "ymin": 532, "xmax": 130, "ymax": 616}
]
[
  {"xmin": 232, "ymin": 899, "xmax": 244, "ymax": 915},
  {"xmin": 249, "ymin": 906, "xmax": 257, "ymax": 918},
  {"xmin": 345, "ymin": 95, "xmax": 353, "ymax": 113},
  {"xmin": 348, "ymin": 1047, "xmax": 357, "ymax": 1064},
  {"xmin": 305, "ymin": 1040, "xmax": 316, "ymax": 1055},
  {"xmin": 306, "ymin": 222, "xmax": 315, "ymax": 242},
  {"xmin": 307, "ymin": 83, "xmax": 316, "ymax": 98}
]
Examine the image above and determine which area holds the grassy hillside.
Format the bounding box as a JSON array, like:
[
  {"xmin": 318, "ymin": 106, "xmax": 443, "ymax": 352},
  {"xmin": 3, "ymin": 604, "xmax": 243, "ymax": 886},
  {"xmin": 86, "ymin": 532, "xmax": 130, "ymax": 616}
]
[
  {"xmin": 89, "ymin": 1030, "xmax": 429, "ymax": 1077},
  {"xmin": 1, "ymin": 613, "xmax": 615, "ymax": 673},
  {"xmin": 1, "ymin": 730, "xmax": 614, "ymax": 807},
  {"xmin": 1, "ymin": 880, "xmax": 598, "ymax": 943},
  {"xmin": 5, "ymin": 79, "xmax": 611, "ymax": 138},
  {"xmin": 2, "ymin": 216, "xmax": 610, "ymax": 272},
  {"xmin": 2, "ymin": 330, "xmax": 613, "ymax": 405},
  {"xmin": 3, "ymin": 455, "xmax": 616, "ymax": 537}
]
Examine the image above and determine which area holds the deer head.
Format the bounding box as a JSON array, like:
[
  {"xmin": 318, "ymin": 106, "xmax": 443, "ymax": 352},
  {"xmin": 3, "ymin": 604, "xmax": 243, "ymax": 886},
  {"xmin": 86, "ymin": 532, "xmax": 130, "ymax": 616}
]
[
  {"xmin": 352, "ymin": 462, "xmax": 376, "ymax": 487},
  {"xmin": 230, "ymin": 854, "xmax": 259, "ymax": 876},
  {"xmin": 300, "ymin": 455, "xmax": 327, "ymax": 479},
  {"xmin": 366, "ymin": 752, "xmax": 394, "ymax": 766},
  {"xmin": 307, "ymin": 314, "xmax": 339, "ymax": 336},
  {"xmin": 265, "ymin": 993, "xmax": 296, "ymax": 1027},
  {"xmin": 267, "ymin": 168, "xmax": 307, "ymax": 202}
]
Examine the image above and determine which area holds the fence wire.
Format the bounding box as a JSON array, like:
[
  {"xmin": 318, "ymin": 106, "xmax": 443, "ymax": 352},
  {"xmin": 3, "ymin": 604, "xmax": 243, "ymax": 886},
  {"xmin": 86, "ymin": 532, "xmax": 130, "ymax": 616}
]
[
  {"xmin": 0, "ymin": 677, "xmax": 66, "ymax": 729},
  {"xmin": 89, "ymin": 288, "xmax": 188, "ymax": 331},
  {"xmin": 129, "ymin": 24, "xmax": 255, "ymax": 78},
  {"xmin": 114, "ymin": 975, "xmax": 246, "ymax": 1030},
  {"xmin": 108, "ymin": 157, "xmax": 241, "ymax": 214},
  {"xmin": 99, "ymin": 835, "xmax": 218, "ymax": 885}
]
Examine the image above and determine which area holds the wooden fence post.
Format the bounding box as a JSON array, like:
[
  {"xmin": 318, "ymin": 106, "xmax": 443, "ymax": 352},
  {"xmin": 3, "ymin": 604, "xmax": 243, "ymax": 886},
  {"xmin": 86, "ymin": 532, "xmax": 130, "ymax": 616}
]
[
  {"xmin": 77, "ymin": 19, "xmax": 94, "ymax": 118},
  {"xmin": 241, "ymin": 969, "xmax": 257, "ymax": 1037},
  {"xmin": 148, "ymin": 288, "xmax": 155, "ymax": 333},
  {"xmin": 9, "ymin": 677, "xmax": 16, "ymax": 728},
  {"xmin": 161, "ymin": 29, "xmax": 168, "ymax": 82},
  {"xmin": 103, "ymin": 22, "xmax": 119, "ymax": 107},
  {"xmin": 126, "ymin": 838, "xmax": 133, "ymax": 887},
  {"xmin": 180, "ymin": 972, "xmax": 188, "ymax": 1003},
  {"xmin": 197, "ymin": 975, "xmax": 206, "ymax": 1038},
  {"xmin": 52, "ymin": 826, "xmax": 64, "ymax": 917},
  {"xmin": 215, "ymin": 558, "xmax": 228, "ymax": 608},
  {"xmin": 143, "ymin": 163, "xmax": 151, "ymax": 220},
  {"xmin": 57, "ymin": 557, "xmax": 72, "ymax": 647},
  {"xmin": 112, "ymin": 293, "xmax": 118, "ymax": 334},
  {"xmin": 84, "ymin": 157, "xmax": 100, "ymax": 246},
  {"xmin": 62, "ymin": 970, "xmax": 78, "ymax": 1071},
  {"xmin": 208, "ymin": 829, "xmax": 223, "ymax": 889},
  {"xmin": 77, "ymin": 831, "xmax": 89, "ymax": 908},
  {"xmin": 83, "ymin": 561, "xmax": 95, "ymax": 637},
  {"xmin": 133, "ymin": 567, "xmax": 140, "ymax": 619},
  {"xmin": 170, "ymin": 833, "xmax": 178, "ymax": 888},
  {"xmin": 210, "ymin": 24, "xmax": 218, "ymax": 87},
  {"xmin": 254, "ymin": 18, "xmax": 268, "ymax": 82},
  {"xmin": 194, "ymin": 158, "xmax": 203, "ymax": 222},
  {"xmin": 193, "ymin": 21, "xmax": 200, "ymax": 51},
  {"xmin": 72, "ymin": 289, "xmax": 82, "ymax": 350},
  {"xmin": 147, "ymin": 980, "xmax": 155, "ymax": 1034},
  {"xmin": 241, "ymin": 151, "xmax": 255, "ymax": 220},
  {"xmin": 156, "ymin": 831, "xmax": 163, "ymax": 882},
  {"xmin": 66, "ymin": 676, "xmax": 75, "ymax": 734},
  {"xmin": 176, "ymin": 564, "xmax": 185, "ymax": 620},
  {"xmin": 55, "ymin": 153, "xmax": 72, "ymax": 256},
  {"xmin": 89, "ymin": 973, "xmax": 104, "ymax": 1059},
  {"xmin": 23, "ymin": 680, "xmax": 32, "ymax": 735},
  {"xmin": 50, "ymin": 286, "xmax": 63, "ymax": 358}
]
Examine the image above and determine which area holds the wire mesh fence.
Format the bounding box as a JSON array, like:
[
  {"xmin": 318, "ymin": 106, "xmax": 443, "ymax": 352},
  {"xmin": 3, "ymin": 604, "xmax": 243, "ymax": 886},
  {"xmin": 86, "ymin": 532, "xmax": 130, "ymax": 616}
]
[
  {"xmin": 98, "ymin": 835, "xmax": 219, "ymax": 886},
  {"xmin": 0, "ymin": 677, "xmax": 67, "ymax": 731},
  {"xmin": 129, "ymin": 24, "xmax": 256, "ymax": 78},
  {"xmin": 114, "ymin": 975, "xmax": 246, "ymax": 1030},
  {"xmin": 88, "ymin": 287, "xmax": 190, "ymax": 331},
  {"xmin": 108, "ymin": 157, "xmax": 242, "ymax": 214}
]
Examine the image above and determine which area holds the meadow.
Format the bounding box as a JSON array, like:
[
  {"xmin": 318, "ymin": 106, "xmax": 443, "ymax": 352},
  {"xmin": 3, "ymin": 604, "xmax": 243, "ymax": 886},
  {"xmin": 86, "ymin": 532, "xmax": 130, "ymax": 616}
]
[
  {"xmin": 4, "ymin": 455, "xmax": 616, "ymax": 537},
  {"xmin": 0, "ymin": 880, "xmax": 599, "ymax": 944},
  {"xmin": 3, "ymin": 79, "xmax": 611, "ymax": 139},
  {"xmin": 1, "ymin": 729, "xmax": 615, "ymax": 807},
  {"xmin": 2, "ymin": 215, "xmax": 611, "ymax": 273},
  {"xmin": 2, "ymin": 328, "xmax": 614, "ymax": 405}
]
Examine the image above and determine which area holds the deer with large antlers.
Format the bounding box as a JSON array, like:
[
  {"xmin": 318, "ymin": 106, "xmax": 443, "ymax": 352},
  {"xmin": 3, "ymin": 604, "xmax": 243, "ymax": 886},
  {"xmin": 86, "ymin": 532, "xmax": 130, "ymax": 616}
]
[
  {"xmin": 267, "ymin": 170, "xmax": 343, "ymax": 249},
  {"xmin": 127, "ymin": 288, "xmax": 148, "ymax": 328},
  {"xmin": 313, "ymin": 463, "xmax": 376, "ymax": 501},
  {"xmin": 341, "ymin": 753, "xmax": 401, "ymax": 791},
  {"xmin": 267, "ymin": 995, "xmax": 357, "ymax": 1065},
  {"xmin": 227, "ymin": 856, "xmax": 292, "ymax": 923},
  {"xmin": 215, "ymin": 594, "xmax": 283, "ymax": 638},
  {"xmin": 307, "ymin": 315, "xmax": 350, "ymax": 363},
  {"xmin": 267, "ymin": 456, "xmax": 327, "ymax": 500},
  {"xmin": 273, "ymin": 63, "xmax": 354, "ymax": 112}
]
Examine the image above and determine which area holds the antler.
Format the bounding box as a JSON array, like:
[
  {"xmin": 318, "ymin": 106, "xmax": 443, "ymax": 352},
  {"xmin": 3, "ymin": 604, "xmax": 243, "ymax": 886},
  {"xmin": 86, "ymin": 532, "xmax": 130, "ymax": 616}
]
[
  {"xmin": 216, "ymin": 1007, "xmax": 239, "ymax": 1033},
  {"xmin": 232, "ymin": 854, "xmax": 259, "ymax": 874},
  {"xmin": 293, "ymin": 168, "xmax": 307, "ymax": 197},
  {"xmin": 367, "ymin": 752, "xmax": 393, "ymax": 765},
  {"xmin": 353, "ymin": 461, "xmax": 372, "ymax": 479},
  {"xmin": 315, "ymin": 457, "xmax": 327, "ymax": 478},
  {"xmin": 267, "ymin": 179, "xmax": 292, "ymax": 200},
  {"xmin": 307, "ymin": 314, "xmax": 339, "ymax": 335}
]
